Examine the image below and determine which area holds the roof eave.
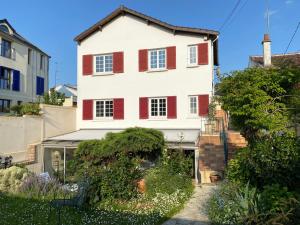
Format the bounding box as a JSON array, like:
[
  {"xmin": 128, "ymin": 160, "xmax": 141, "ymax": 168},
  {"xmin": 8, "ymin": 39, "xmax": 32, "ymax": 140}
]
[{"xmin": 74, "ymin": 6, "xmax": 219, "ymax": 44}]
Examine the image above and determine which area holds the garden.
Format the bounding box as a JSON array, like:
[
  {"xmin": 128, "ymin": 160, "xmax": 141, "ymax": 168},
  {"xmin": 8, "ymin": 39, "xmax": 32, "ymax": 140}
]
[
  {"xmin": 0, "ymin": 127, "xmax": 194, "ymax": 225},
  {"xmin": 207, "ymin": 65, "xmax": 300, "ymax": 225}
]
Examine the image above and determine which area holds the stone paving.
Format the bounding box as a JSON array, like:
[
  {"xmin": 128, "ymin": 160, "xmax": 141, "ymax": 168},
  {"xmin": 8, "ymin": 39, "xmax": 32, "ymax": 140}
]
[{"xmin": 163, "ymin": 184, "xmax": 216, "ymax": 225}]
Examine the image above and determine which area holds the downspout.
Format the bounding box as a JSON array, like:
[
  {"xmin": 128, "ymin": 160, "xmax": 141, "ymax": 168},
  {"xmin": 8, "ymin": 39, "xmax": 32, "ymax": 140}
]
[{"xmin": 211, "ymin": 35, "xmax": 219, "ymax": 97}]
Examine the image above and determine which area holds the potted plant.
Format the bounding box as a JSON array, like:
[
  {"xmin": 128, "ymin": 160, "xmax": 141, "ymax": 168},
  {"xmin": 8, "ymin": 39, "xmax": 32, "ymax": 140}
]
[{"xmin": 209, "ymin": 171, "xmax": 222, "ymax": 183}]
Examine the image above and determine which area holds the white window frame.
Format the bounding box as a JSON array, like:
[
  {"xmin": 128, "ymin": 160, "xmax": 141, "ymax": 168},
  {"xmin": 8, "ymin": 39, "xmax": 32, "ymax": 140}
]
[
  {"xmin": 94, "ymin": 99, "xmax": 114, "ymax": 119},
  {"xmin": 187, "ymin": 45, "xmax": 198, "ymax": 66},
  {"xmin": 189, "ymin": 96, "xmax": 198, "ymax": 116},
  {"xmin": 148, "ymin": 48, "xmax": 166, "ymax": 71},
  {"xmin": 94, "ymin": 54, "xmax": 113, "ymax": 75},
  {"xmin": 149, "ymin": 97, "xmax": 167, "ymax": 119}
]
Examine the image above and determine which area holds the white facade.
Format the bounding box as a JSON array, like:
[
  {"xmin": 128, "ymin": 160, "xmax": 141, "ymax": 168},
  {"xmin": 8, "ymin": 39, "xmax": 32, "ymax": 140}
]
[
  {"xmin": 0, "ymin": 20, "xmax": 49, "ymax": 111},
  {"xmin": 76, "ymin": 11, "xmax": 218, "ymax": 131}
]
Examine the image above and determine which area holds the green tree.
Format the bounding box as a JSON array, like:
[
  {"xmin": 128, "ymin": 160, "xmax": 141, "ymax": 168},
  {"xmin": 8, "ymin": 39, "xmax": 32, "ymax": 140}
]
[
  {"xmin": 43, "ymin": 88, "xmax": 65, "ymax": 106},
  {"xmin": 216, "ymin": 67, "xmax": 300, "ymax": 142}
]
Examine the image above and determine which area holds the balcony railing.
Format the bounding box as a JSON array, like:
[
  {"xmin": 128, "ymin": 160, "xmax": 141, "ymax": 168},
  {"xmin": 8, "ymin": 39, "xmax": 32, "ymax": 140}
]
[{"xmin": 0, "ymin": 43, "xmax": 16, "ymax": 60}]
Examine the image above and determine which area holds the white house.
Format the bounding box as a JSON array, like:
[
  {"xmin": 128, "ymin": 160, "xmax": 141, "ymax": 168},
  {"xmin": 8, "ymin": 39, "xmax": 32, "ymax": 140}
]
[
  {"xmin": 75, "ymin": 6, "xmax": 219, "ymax": 132},
  {"xmin": 42, "ymin": 6, "xmax": 219, "ymax": 183},
  {"xmin": 54, "ymin": 84, "xmax": 77, "ymax": 106},
  {"xmin": 0, "ymin": 19, "xmax": 50, "ymax": 113}
]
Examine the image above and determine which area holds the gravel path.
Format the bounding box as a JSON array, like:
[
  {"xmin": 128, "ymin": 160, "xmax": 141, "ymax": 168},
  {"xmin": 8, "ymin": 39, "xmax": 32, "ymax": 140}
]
[{"xmin": 162, "ymin": 185, "xmax": 216, "ymax": 225}]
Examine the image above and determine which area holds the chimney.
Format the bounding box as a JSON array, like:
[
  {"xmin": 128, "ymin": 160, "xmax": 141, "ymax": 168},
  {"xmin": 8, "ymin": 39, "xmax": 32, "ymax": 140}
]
[{"xmin": 262, "ymin": 34, "xmax": 272, "ymax": 67}]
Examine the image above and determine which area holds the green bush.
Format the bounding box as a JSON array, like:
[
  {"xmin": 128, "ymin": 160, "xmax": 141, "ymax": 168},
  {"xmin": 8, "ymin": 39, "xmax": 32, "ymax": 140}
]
[
  {"xmin": 20, "ymin": 103, "xmax": 41, "ymax": 116},
  {"xmin": 227, "ymin": 135, "xmax": 300, "ymax": 188},
  {"xmin": 96, "ymin": 154, "xmax": 142, "ymax": 201},
  {"xmin": 10, "ymin": 105, "xmax": 23, "ymax": 116},
  {"xmin": 43, "ymin": 89, "xmax": 65, "ymax": 106},
  {"xmin": 0, "ymin": 166, "xmax": 30, "ymax": 193},
  {"xmin": 73, "ymin": 127, "xmax": 165, "ymax": 204},
  {"xmin": 208, "ymin": 182, "xmax": 299, "ymax": 225},
  {"xmin": 162, "ymin": 150, "xmax": 193, "ymax": 177},
  {"xmin": 145, "ymin": 150, "xmax": 193, "ymax": 196},
  {"xmin": 144, "ymin": 167, "xmax": 192, "ymax": 196}
]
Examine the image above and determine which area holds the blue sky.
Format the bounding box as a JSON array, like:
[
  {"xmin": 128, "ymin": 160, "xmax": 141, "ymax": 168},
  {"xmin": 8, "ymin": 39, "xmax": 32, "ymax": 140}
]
[{"xmin": 2, "ymin": 0, "xmax": 300, "ymax": 87}]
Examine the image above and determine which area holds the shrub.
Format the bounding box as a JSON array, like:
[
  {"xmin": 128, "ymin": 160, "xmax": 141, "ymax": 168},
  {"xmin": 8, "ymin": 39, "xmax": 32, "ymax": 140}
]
[
  {"xmin": 95, "ymin": 154, "xmax": 142, "ymax": 202},
  {"xmin": 10, "ymin": 105, "xmax": 23, "ymax": 116},
  {"xmin": 43, "ymin": 89, "xmax": 65, "ymax": 106},
  {"xmin": 145, "ymin": 150, "xmax": 193, "ymax": 196},
  {"xmin": 207, "ymin": 182, "xmax": 299, "ymax": 225},
  {"xmin": 0, "ymin": 166, "xmax": 30, "ymax": 193},
  {"xmin": 162, "ymin": 149, "xmax": 193, "ymax": 177},
  {"xmin": 145, "ymin": 167, "xmax": 192, "ymax": 196},
  {"xmin": 20, "ymin": 103, "xmax": 41, "ymax": 116},
  {"xmin": 227, "ymin": 135, "xmax": 300, "ymax": 188},
  {"xmin": 73, "ymin": 128, "xmax": 165, "ymax": 204},
  {"xmin": 19, "ymin": 174, "xmax": 68, "ymax": 199}
]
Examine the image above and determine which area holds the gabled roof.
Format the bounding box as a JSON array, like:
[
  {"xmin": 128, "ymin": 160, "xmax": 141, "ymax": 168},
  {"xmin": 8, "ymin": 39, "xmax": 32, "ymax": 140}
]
[
  {"xmin": 0, "ymin": 19, "xmax": 50, "ymax": 57},
  {"xmin": 249, "ymin": 52, "xmax": 300, "ymax": 67},
  {"xmin": 74, "ymin": 6, "xmax": 219, "ymax": 43}
]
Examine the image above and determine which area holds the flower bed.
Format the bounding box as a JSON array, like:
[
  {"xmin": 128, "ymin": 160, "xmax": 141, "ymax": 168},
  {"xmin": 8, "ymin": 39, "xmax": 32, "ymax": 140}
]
[{"xmin": 0, "ymin": 187, "xmax": 193, "ymax": 225}]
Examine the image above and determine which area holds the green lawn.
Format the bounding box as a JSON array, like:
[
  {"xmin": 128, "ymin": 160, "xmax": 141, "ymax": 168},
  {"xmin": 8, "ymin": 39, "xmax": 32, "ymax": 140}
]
[{"xmin": 0, "ymin": 189, "xmax": 192, "ymax": 225}]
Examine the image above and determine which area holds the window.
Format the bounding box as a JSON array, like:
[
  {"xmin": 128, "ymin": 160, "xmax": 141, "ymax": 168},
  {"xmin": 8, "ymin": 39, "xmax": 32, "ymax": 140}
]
[
  {"xmin": 1, "ymin": 39, "xmax": 11, "ymax": 59},
  {"xmin": 28, "ymin": 49, "xmax": 32, "ymax": 65},
  {"xmin": 0, "ymin": 99, "xmax": 10, "ymax": 113},
  {"xmin": 189, "ymin": 96, "xmax": 198, "ymax": 115},
  {"xmin": 150, "ymin": 98, "xmax": 166, "ymax": 117},
  {"xmin": 149, "ymin": 49, "xmax": 166, "ymax": 70},
  {"xmin": 36, "ymin": 76, "xmax": 44, "ymax": 95},
  {"xmin": 188, "ymin": 45, "xmax": 197, "ymax": 66},
  {"xmin": 40, "ymin": 55, "xmax": 44, "ymax": 70},
  {"xmin": 0, "ymin": 24, "xmax": 9, "ymax": 33},
  {"xmin": 0, "ymin": 67, "xmax": 11, "ymax": 90},
  {"xmin": 95, "ymin": 54, "xmax": 113, "ymax": 74},
  {"xmin": 95, "ymin": 99, "xmax": 113, "ymax": 118}
]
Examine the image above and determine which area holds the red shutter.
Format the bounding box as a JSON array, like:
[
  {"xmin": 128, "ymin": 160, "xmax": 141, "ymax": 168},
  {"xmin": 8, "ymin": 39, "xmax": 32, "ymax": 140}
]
[
  {"xmin": 198, "ymin": 43, "xmax": 209, "ymax": 65},
  {"xmin": 198, "ymin": 95, "xmax": 209, "ymax": 116},
  {"xmin": 113, "ymin": 98, "xmax": 124, "ymax": 120},
  {"xmin": 139, "ymin": 49, "xmax": 148, "ymax": 72},
  {"xmin": 167, "ymin": 46, "xmax": 176, "ymax": 69},
  {"xmin": 113, "ymin": 52, "xmax": 124, "ymax": 73},
  {"xmin": 82, "ymin": 55, "xmax": 93, "ymax": 75},
  {"xmin": 139, "ymin": 97, "xmax": 148, "ymax": 119},
  {"xmin": 167, "ymin": 96, "xmax": 177, "ymax": 119},
  {"xmin": 82, "ymin": 99, "xmax": 93, "ymax": 120}
]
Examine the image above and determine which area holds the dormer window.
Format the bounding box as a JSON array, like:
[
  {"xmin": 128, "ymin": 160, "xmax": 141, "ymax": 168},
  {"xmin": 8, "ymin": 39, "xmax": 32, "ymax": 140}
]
[{"xmin": 0, "ymin": 24, "xmax": 9, "ymax": 33}]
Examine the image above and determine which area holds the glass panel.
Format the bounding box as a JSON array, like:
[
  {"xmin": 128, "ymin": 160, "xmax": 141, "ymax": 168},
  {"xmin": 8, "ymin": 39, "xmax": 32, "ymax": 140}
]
[
  {"xmin": 158, "ymin": 50, "xmax": 165, "ymax": 68},
  {"xmin": 159, "ymin": 98, "xmax": 166, "ymax": 116},
  {"xmin": 96, "ymin": 56, "xmax": 104, "ymax": 73},
  {"xmin": 151, "ymin": 99, "xmax": 158, "ymax": 116},
  {"xmin": 150, "ymin": 51, "xmax": 158, "ymax": 69},
  {"xmin": 96, "ymin": 101, "xmax": 104, "ymax": 117},
  {"xmin": 189, "ymin": 46, "xmax": 197, "ymax": 64},
  {"xmin": 105, "ymin": 55, "xmax": 113, "ymax": 72},
  {"xmin": 190, "ymin": 96, "xmax": 197, "ymax": 114},
  {"xmin": 0, "ymin": 68, "xmax": 11, "ymax": 90}
]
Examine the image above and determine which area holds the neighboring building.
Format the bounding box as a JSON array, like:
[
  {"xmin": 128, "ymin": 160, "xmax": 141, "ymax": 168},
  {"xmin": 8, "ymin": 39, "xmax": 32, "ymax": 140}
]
[
  {"xmin": 249, "ymin": 52, "xmax": 300, "ymax": 68},
  {"xmin": 54, "ymin": 84, "xmax": 77, "ymax": 106},
  {"xmin": 249, "ymin": 34, "xmax": 300, "ymax": 68},
  {"xmin": 0, "ymin": 19, "xmax": 50, "ymax": 113},
  {"xmin": 42, "ymin": 6, "xmax": 220, "ymax": 183}
]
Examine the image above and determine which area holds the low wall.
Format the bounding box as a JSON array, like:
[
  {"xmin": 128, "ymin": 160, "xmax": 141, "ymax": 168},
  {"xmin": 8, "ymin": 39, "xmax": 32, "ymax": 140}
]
[
  {"xmin": 0, "ymin": 116, "xmax": 42, "ymax": 162},
  {"xmin": 0, "ymin": 104, "xmax": 76, "ymax": 164},
  {"xmin": 40, "ymin": 104, "xmax": 76, "ymax": 139}
]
